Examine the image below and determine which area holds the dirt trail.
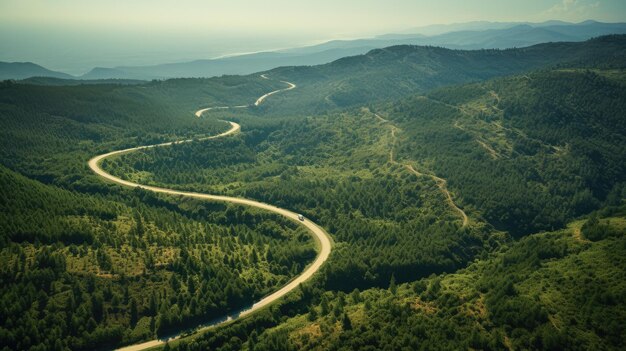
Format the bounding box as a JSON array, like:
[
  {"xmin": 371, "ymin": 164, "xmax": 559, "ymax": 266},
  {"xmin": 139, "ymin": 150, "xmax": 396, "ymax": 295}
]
[
  {"xmin": 374, "ymin": 112, "xmax": 469, "ymax": 228},
  {"xmin": 403, "ymin": 164, "xmax": 469, "ymax": 227},
  {"xmin": 571, "ymin": 222, "xmax": 590, "ymax": 243},
  {"xmin": 88, "ymin": 77, "xmax": 332, "ymax": 351}
]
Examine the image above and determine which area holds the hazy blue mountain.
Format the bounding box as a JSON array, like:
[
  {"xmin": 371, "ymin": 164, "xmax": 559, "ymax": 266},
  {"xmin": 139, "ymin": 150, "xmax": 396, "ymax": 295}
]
[
  {"xmin": 417, "ymin": 22, "xmax": 626, "ymax": 49},
  {"xmin": 416, "ymin": 24, "xmax": 578, "ymax": 49},
  {"xmin": 5, "ymin": 21, "xmax": 626, "ymax": 81},
  {"xmin": 18, "ymin": 76, "xmax": 146, "ymax": 86},
  {"xmin": 547, "ymin": 20, "xmax": 626, "ymax": 38},
  {"xmin": 80, "ymin": 48, "xmax": 384, "ymax": 80},
  {"xmin": 0, "ymin": 62, "xmax": 73, "ymax": 80},
  {"xmin": 79, "ymin": 21, "xmax": 626, "ymax": 80},
  {"xmin": 399, "ymin": 20, "xmax": 573, "ymax": 36},
  {"xmin": 80, "ymin": 67, "xmax": 150, "ymax": 80},
  {"xmin": 399, "ymin": 20, "xmax": 524, "ymax": 36}
]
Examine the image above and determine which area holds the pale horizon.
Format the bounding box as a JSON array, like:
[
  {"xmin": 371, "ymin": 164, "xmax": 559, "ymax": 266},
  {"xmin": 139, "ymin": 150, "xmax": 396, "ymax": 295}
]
[{"xmin": 1, "ymin": 0, "xmax": 625, "ymax": 75}]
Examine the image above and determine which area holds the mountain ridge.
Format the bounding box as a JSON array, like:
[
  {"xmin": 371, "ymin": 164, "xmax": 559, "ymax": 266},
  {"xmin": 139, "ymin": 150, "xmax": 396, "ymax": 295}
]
[
  {"xmin": 0, "ymin": 62, "xmax": 73, "ymax": 81},
  {"xmin": 262, "ymin": 35, "xmax": 626, "ymax": 113},
  {"xmin": 2, "ymin": 21, "xmax": 625, "ymax": 81}
]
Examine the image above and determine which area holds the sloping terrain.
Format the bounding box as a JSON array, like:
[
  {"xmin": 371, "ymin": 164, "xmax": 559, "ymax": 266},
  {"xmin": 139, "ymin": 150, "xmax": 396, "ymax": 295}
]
[
  {"xmin": 260, "ymin": 35, "xmax": 626, "ymax": 113},
  {"xmin": 384, "ymin": 68, "xmax": 626, "ymax": 236},
  {"xmin": 1, "ymin": 35, "xmax": 625, "ymax": 351},
  {"xmin": 0, "ymin": 62, "xmax": 73, "ymax": 80},
  {"xmin": 248, "ymin": 208, "xmax": 626, "ymax": 351}
]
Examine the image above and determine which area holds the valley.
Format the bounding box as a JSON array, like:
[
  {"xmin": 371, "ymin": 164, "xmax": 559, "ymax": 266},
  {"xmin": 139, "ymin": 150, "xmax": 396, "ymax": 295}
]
[
  {"xmin": 1, "ymin": 32, "xmax": 625, "ymax": 351},
  {"xmin": 88, "ymin": 78, "xmax": 331, "ymax": 350}
]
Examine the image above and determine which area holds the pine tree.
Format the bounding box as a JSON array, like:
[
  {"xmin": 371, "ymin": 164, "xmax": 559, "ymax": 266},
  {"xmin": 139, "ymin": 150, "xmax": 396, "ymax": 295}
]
[
  {"xmin": 308, "ymin": 305, "xmax": 318, "ymax": 321},
  {"xmin": 320, "ymin": 296, "xmax": 329, "ymax": 315},
  {"xmin": 149, "ymin": 291, "xmax": 158, "ymax": 316},
  {"xmin": 249, "ymin": 330, "xmax": 258, "ymax": 351},
  {"xmin": 130, "ymin": 298, "xmax": 138, "ymax": 327},
  {"xmin": 342, "ymin": 313, "xmax": 352, "ymax": 331},
  {"xmin": 134, "ymin": 211, "xmax": 144, "ymax": 237},
  {"xmin": 389, "ymin": 274, "xmax": 397, "ymax": 295}
]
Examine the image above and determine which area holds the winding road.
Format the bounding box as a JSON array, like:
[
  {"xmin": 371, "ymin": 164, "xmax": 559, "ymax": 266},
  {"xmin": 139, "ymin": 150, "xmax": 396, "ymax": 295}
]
[
  {"xmin": 88, "ymin": 76, "xmax": 331, "ymax": 351},
  {"xmin": 254, "ymin": 74, "xmax": 296, "ymax": 106}
]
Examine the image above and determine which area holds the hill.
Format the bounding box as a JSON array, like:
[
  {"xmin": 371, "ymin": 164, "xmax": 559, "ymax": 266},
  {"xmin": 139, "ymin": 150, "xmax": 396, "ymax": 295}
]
[
  {"xmin": 0, "ymin": 75, "xmax": 314, "ymax": 350},
  {"xmin": 79, "ymin": 21, "xmax": 626, "ymax": 80},
  {"xmin": 245, "ymin": 208, "xmax": 626, "ymax": 351},
  {"xmin": 1, "ymin": 34, "xmax": 625, "ymax": 351},
  {"xmin": 0, "ymin": 62, "xmax": 73, "ymax": 80},
  {"xmin": 263, "ymin": 35, "xmax": 626, "ymax": 113},
  {"xmin": 380, "ymin": 68, "xmax": 626, "ymax": 236}
]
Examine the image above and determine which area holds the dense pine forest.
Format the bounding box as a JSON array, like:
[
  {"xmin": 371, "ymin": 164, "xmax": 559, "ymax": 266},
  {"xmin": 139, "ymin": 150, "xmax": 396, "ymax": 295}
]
[
  {"xmin": 0, "ymin": 165, "xmax": 314, "ymax": 349},
  {"xmin": 243, "ymin": 206, "xmax": 626, "ymax": 351},
  {"xmin": 0, "ymin": 76, "xmax": 313, "ymax": 349},
  {"xmin": 387, "ymin": 68, "xmax": 626, "ymax": 236},
  {"xmin": 1, "ymin": 36, "xmax": 625, "ymax": 350}
]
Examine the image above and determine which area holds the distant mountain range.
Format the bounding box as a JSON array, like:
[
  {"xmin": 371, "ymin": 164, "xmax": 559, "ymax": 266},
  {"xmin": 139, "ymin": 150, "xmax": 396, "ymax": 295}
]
[
  {"xmin": 0, "ymin": 62, "xmax": 73, "ymax": 81},
  {"xmin": 2, "ymin": 20, "xmax": 625, "ymax": 81},
  {"xmin": 396, "ymin": 19, "xmax": 588, "ymax": 36}
]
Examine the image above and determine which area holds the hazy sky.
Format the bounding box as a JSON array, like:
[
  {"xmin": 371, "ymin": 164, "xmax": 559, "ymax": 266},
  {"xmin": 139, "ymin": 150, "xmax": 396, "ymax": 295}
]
[{"xmin": 1, "ymin": 0, "xmax": 625, "ymax": 74}]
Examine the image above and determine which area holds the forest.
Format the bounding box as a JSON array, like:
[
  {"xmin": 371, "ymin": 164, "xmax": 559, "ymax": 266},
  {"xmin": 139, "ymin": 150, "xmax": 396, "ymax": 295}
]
[
  {"xmin": 1, "ymin": 36, "xmax": 625, "ymax": 350},
  {"xmin": 262, "ymin": 35, "xmax": 626, "ymax": 114},
  {"xmin": 387, "ymin": 68, "xmax": 626, "ymax": 236},
  {"xmin": 0, "ymin": 76, "xmax": 315, "ymax": 350},
  {"xmin": 101, "ymin": 66, "xmax": 625, "ymax": 350},
  {"xmin": 102, "ymin": 111, "xmax": 499, "ymax": 291},
  {"xmin": 233, "ymin": 206, "xmax": 626, "ymax": 351}
]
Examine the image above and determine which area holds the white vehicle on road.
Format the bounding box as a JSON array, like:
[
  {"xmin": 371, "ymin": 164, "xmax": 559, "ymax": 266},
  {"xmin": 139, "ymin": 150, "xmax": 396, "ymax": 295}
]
[{"xmin": 298, "ymin": 214, "xmax": 305, "ymax": 221}]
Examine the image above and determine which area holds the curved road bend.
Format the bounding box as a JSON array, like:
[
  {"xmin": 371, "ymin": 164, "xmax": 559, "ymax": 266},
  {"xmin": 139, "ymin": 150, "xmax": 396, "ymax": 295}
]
[
  {"xmin": 87, "ymin": 77, "xmax": 331, "ymax": 351},
  {"xmin": 255, "ymin": 74, "xmax": 296, "ymax": 106},
  {"xmin": 192, "ymin": 74, "xmax": 297, "ymax": 116}
]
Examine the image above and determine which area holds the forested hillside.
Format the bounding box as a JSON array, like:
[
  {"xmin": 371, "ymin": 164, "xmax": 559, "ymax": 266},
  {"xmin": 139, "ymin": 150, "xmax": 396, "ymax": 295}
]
[
  {"xmin": 0, "ymin": 75, "xmax": 315, "ymax": 350},
  {"xmin": 0, "ymin": 165, "xmax": 314, "ymax": 350},
  {"xmin": 263, "ymin": 35, "xmax": 626, "ymax": 113},
  {"xmin": 103, "ymin": 111, "xmax": 501, "ymax": 292},
  {"xmin": 385, "ymin": 68, "xmax": 626, "ymax": 236},
  {"xmin": 121, "ymin": 68, "xmax": 625, "ymax": 350},
  {"xmin": 243, "ymin": 207, "xmax": 626, "ymax": 351},
  {"xmin": 1, "ymin": 37, "xmax": 625, "ymax": 351}
]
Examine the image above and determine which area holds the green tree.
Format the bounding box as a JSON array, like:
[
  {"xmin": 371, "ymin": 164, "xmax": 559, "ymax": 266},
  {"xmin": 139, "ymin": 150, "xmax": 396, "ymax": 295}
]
[
  {"xmin": 389, "ymin": 274, "xmax": 397, "ymax": 295},
  {"xmin": 342, "ymin": 313, "xmax": 352, "ymax": 331},
  {"xmin": 129, "ymin": 298, "xmax": 138, "ymax": 327},
  {"xmin": 320, "ymin": 296, "xmax": 329, "ymax": 315},
  {"xmin": 308, "ymin": 305, "xmax": 318, "ymax": 321}
]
